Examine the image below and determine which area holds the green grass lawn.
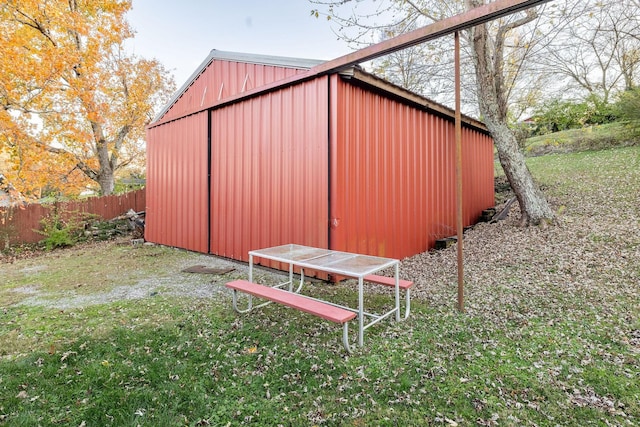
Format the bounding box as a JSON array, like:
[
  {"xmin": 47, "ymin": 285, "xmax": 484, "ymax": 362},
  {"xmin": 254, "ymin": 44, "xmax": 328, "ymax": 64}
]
[{"xmin": 1, "ymin": 146, "xmax": 639, "ymax": 426}]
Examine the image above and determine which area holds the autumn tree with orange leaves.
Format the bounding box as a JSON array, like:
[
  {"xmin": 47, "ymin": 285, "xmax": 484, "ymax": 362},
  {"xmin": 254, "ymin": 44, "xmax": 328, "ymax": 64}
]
[{"xmin": 0, "ymin": 0, "xmax": 175, "ymax": 198}]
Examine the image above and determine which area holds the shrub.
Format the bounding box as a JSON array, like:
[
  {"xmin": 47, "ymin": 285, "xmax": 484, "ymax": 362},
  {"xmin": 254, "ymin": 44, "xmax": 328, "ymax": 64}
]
[
  {"xmin": 511, "ymin": 122, "xmax": 533, "ymax": 151},
  {"xmin": 531, "ymin": 95, "xmax": 617, "ymax": 136},
  {"xmin": 37, "ymin": 209, "xmax": 95, "ymax": 250},
  {"xmin": 614, "ymin": 87, "xmax": 640, "ymax": 137}
]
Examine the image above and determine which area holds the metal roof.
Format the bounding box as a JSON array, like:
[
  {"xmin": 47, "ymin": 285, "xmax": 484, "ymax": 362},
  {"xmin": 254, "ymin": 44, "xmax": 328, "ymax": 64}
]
[
  {"xmin": 341, "ymin": 67, "xmax": 488, "ymax": 133},
  {"xmin": 151, "ymin": 48, "xmax": 487, "ymax": 133},
  {"xmin": 151, "ymin": 49, "xmax": 487, "ymax": 132},
  {"xmin": 207, "ymin": 49, "xmax": 325, "ymax": 69},
  {"xmin": 153, "ymin": 49, "xmax": 326, "ymax": 123}
]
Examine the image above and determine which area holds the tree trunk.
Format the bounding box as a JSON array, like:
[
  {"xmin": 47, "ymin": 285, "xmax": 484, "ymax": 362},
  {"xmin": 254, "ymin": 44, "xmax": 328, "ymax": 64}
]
[
  {"xmin": 95, "ymin": 138, "xmax": 115, "ymax": 196},
  {"xmin": 97, "ymin": 167, "xmax": 115, "ymax": 196},
  {"xmin": 467, "ymin": 8, "xmax": 555, "ymax": 226},
  {"xmin": 93, "ymin": 122, "xmax": 116, "ymax": 196},
  {"xmin": 487, "ymin": 119, "xmax": 554, "ymax": 225}
]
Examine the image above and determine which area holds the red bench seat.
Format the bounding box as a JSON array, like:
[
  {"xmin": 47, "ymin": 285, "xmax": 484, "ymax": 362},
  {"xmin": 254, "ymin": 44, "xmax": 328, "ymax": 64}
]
[
  {"xmin": 225, "ymin": 280, "xmax": 356, "ymax": 352},
  {"xmin": 362, "ymin": 274, "xmax": 414, "ymax": 320},
  {"xmin": 363, "ymin": 274, "xmax": 414, "ymax": 290},
  {"xmin": 226, "ymin": 280, "xmax": 355, "ymax": 323}
]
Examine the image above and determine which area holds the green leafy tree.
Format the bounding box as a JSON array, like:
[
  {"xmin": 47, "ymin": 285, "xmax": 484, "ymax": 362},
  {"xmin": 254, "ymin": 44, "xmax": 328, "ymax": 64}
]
[
  {"xmin": 615, "ymin": 87, "xmax": 640, "ymax": 136},
  {"xmin": 532, "ymin": 95, "xmax": 617, "ymax": 135}
]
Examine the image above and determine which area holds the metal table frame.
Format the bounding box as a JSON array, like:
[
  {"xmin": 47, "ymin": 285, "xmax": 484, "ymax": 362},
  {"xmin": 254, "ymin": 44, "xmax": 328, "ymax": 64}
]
[{"xmin": 248, "ymin": 244, "xmax": 401, "ymax": 347}]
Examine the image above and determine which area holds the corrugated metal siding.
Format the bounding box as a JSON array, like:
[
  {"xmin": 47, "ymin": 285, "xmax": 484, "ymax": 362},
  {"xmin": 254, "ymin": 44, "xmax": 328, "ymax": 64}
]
[
  {"xmin": 462, "ymin": 126, "xmax": 495, "ymax": 225},
  {"xmin": 330, "ymin": 75, "xmax": 494, "ymax": 260},
  {"xmin": 145, "ymin": 112, "xmax": 209, "ymax": 253},
  {"xmin": 209, "ymin": 77, "xmax": 330, "ymax": 263},
  {"xmin": 161, "ymin": 60, "xmax": 309, "ymax": 122},
  {"xmin": 145, "ymin": 58, "xmax": 494, "ymax": 266}
]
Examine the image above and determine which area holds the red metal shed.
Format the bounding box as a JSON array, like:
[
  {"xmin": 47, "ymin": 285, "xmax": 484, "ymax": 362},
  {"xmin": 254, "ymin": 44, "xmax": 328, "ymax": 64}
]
[{"xmin": 146, "ymin": 50, "xmax": 494, "ymax": 265}]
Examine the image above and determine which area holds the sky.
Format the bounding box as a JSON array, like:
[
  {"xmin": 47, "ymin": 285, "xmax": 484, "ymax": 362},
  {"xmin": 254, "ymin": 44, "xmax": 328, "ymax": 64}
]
[{"xmin": 126, "ymin": 0, "xmax": 355, "ymax": 87}]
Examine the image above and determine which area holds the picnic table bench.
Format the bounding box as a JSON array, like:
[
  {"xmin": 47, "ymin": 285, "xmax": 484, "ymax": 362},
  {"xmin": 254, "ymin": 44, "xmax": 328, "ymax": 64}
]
[
  {"xmin": 363, "ymin": 274, "xmax": 414, "ymax": 319},
  {"xmin": 225, "ymin": 244, "xmax": 413, "ymax": 352},
  {"xmin": 226, "ymin": 280, "xmax": 356, "ymax": 351}
]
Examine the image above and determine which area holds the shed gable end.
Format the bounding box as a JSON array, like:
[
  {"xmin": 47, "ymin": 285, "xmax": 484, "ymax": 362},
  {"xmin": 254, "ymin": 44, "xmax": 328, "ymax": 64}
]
[{"xmin": 155, "ymin": 51, "xmax": 322, "ymax": 123}]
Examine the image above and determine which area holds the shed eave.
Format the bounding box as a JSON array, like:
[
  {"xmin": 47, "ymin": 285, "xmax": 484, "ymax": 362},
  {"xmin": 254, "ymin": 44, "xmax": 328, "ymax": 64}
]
[{"xmin": 343, "ymin": 68, "xmax": 489, "ymax": 133}]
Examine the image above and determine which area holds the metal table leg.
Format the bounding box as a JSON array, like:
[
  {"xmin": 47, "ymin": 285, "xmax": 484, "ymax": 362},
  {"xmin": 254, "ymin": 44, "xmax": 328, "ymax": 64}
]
[
  {"xmin": 358, "ymin": 276, "xmax": 364, "ymax": 346},
  {"xmin": 395, "ymin": 263, "xmax": 400, "ymax": 321}
]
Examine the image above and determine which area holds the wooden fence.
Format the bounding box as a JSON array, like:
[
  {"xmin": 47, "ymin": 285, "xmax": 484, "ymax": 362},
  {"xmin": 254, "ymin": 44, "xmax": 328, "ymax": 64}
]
[{"xmin": 0, "ymin": 189, "xmax": 145, "ymax": 248}]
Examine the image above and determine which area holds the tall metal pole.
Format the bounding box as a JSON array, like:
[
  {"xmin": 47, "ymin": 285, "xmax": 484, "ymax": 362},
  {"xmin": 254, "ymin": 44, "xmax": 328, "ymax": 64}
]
[{"xmin": 454, "ymin": 31, "xmax": 464, "ymax": 313}]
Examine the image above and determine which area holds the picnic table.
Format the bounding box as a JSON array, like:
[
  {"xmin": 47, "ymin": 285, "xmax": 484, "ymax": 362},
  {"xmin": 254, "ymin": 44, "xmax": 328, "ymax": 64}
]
[{"xmin": 226, "ymin": 244, "xmax": 413, "ymax": 352}]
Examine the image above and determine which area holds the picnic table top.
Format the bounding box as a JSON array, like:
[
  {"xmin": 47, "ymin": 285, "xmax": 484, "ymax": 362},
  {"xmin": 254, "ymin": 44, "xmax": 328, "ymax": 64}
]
[{"xmin": 249, "ymin": 244, "xmax": 398, "ymax": 278}]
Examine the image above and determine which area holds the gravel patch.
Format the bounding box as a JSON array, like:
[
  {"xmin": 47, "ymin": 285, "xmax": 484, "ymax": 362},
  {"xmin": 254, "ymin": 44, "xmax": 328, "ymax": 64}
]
[
  {"xmin": 10, "ymin": 285, "xmax": 41, "ymax": 295},
  {"xmin": 17, "ymin": 277, "xmax": 231, "ymax": 310},
  {"xmin": 19, "ymin": 265, "xmax": 47, "ymax": 274},
  {"xmin": 13, "ymin": 250, "xmax": 290, "ymax": 310}
]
